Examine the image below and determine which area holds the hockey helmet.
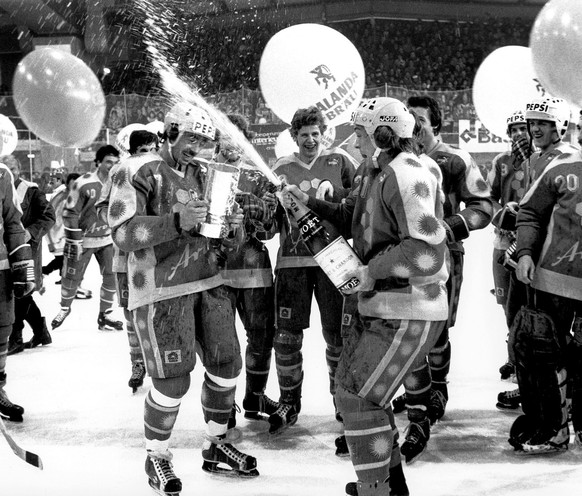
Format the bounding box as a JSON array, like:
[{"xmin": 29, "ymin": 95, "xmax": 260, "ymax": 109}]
[
  {"xmin": 506, "ymin": 109, "xmax": 526, "ymax": 135},
  {"xmin": 525, "ymin": 96, "xmax": 571, "ymax": 137},
  {"xmin": 164, "ymin": 102, "xmax": 216, "ymax": 140},
  {"xmin": 351, "ymin": 97, "xmax": 415, "ymax": 139}
]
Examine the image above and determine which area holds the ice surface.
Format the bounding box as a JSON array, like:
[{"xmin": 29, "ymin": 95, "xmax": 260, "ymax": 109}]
[{"xmin": 2, "ymin": 227, "xmax": 581, "ymax": 496}]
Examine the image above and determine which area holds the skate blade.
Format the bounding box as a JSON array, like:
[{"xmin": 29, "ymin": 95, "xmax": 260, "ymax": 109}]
[
  {"xmin": 98, "ymin": 325, "xmax": 123, "ymax": 331},
  {"xmin": 148, "ymin": 480, "xmax": 181, "ymax": 496},
  {"xmin": 517, "ymin": 444, "xmax": 568, "ymax": 455},
  {"xmin": 244, "ymin": 411, "xmax": 269, "ymax": 422},
  {"xmin": 268, "ymin": 415, "xmax": 298, "ymax": 435},
  {"xmin": 496, "ymin": 402, "xmax": 521, "ymax": 412},
  {"xmin": 202, "ymin": 461, "xmax": 259, "ymax": 478},
  {"xmin": 404, "ymin": 446, "xmax": 427, "ymax": 465},
  {"xmin": 335, "ymin": 449, "xmax": 350, "ymax": 458}
]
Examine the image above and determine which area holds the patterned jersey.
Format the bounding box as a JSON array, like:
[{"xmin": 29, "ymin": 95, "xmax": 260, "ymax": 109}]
[
  {"xmin": 0, "ymin": 164, "xmax": 26, "ymax": 271},
  {"xmin": 428, "ymin": 139, "xmax": 492, "ymax": 248},
  {"xmin": 273, "ymin": 146, "xmax": 357, "ymax": 269},
  {"xmin": 221, "ymin": 162, "xmax": 274, "ymax": 289},
  {"xmin": 107, "ymin": 152, "xmax": 223, "ymax": 310},
  {"xmin": 46, "ymin": 184, "xmax": 68, "ymax": 255},
  {"xmin": 63, "ymin": 171, "xmax": 111, "ymax": 249},
  {"xmin": 308, "ymin": 151, "xmax": 449, "ymax": 321},
  {"xmin": 523, "ymin": 142, "xmax": 579, "ymax": 190},
  {"xmin": 516, "ymin": 149, "xmax": 582, "ymax": 301}
]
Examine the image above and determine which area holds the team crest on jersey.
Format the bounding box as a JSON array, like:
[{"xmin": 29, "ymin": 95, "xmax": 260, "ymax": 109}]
[
  {"xmin": 279, "ymin": 307, "xmax": 292, "ymax": 319},
  {"xmin": 310, "ymin": 64, "xmax": 336, "ymax": 90},
  {"xmin": 327, "ymin": 158, "xmax": 339, "ymax": 167},
  {"xmin": 164, "ymin": 350, "xmax": 182, "ymax": 364},
  {"xmin": 342, "ymin": 313, "xmax": 352, "ymax": 326}
]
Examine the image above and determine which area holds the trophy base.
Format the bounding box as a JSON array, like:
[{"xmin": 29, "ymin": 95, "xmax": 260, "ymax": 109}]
[{"xmin": 199, "ymin": 222, "xmax": 225, "ymax": 239}]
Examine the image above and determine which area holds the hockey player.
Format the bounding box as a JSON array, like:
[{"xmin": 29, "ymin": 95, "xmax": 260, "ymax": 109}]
[
  {"xmin": 0, "ymin": 161, "xmax": 35, "ymax": 421},
  {"xmin": 508, "ymin": 96, "xmax": 581, "ymax": 453},
  {"xmin": 96, "ymin": 131, "xmax": 159, "ymax": 393},
  {"xmin": 284, "ymin": 97, "xmax": 449, "ymax": 496},
  {"xmin": 51, "ymin": 145, "xmax": 123, "ymax": 331},
  {"xmin": 486, "ymin": 110, "xmax": 532, "ymax": 409},
  {"xmin": 392, "ymin": 95, "xmax": 492, "ymax": 425},
  {"xmin": 108, "ymin": 102, "xmax": 257, "ymax": 495},
  {"xmin": 214, "ymin": 114, "xmax": 281, "ymax": 425},
  {"xmin": 269, "ymin": 106, "xmax": 357, "ymax": 434},
  {"xmin": 1, "ymin": 155, "xmax": 55, "ymax": 355}
]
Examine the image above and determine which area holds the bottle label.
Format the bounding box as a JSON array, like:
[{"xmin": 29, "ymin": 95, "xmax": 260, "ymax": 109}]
[{"xmin": 313, "ymin": 237, "xmax": 362, "ymax": 290}]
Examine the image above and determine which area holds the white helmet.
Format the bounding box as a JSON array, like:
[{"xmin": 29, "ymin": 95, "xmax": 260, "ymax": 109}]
[
  {"xmin": 164, "ymin": 102, "xmax": 215, "ymax": 140},
  {"xmin": 351, "ymin": 97, "xmax": 415, "ymax": 139},
  {"xmin": 506, "ymin": 109, "xmax": 526, "ymax": 134},
  {"xmin": 525, "ymin": 97, "xmax": 571, "ymax": 137}
]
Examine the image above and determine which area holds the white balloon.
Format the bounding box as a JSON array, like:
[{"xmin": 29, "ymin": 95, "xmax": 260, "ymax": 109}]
[
  {"xmin": 0, "ymin": 114, "xmax": 18, "ymax": 156},
  {"xmin": 274, "ymin": 130, "xmax": 296, "ymax": 159},
  {"xmin": 115, "ymin": 123, "xmax": 147, "ymax": 157},
  {"xmin": 259, "ymin": 24, "xmax": 365, "ymax": 126},
  {"xmin": 145, "ymin": 120, "xmax": 164, "ymax": 136},
  {"xmin": 472, "ymin": 46, "xmax": 546, "ymax": 138}
]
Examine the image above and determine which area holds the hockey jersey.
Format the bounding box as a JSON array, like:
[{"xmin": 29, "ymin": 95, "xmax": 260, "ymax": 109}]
[
  {"xmin": 308, "ymin": 151, "xmax": 449, "ymax": 321},
  {"xmin": 46, "ymin": 184, "xmax": 67, "ymax": 255},
  {"xmin": 516, "ymin": 149, "xmax": 582, "ymax": 301},
  {"xmin": 107, "ymin": 152, "xmax": 223, "ymax": 310},
  {"xmin": 428, "ymin": 139, "xmax": 492, "ymax": 249},
  {"xmin": 221, "ymin": 162, "xmax": 274, "ymax": 289},
  {"xmin": 0, "ymin": 164, "xmax": 26, "ymax": 271},
  {"xmin": 63, "ymin": 171, "xmax": 111, "ymax": 249},
  {"xmin": 273, "ymin": 146, "xmax": 357, "ymax": 269}
]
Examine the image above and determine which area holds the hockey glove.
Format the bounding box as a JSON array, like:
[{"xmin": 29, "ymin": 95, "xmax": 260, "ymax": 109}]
[
  {"xmin": 9, "ymin": 244, "xmax": 35, "ymax": 299},
  {"xmin": 64, "ymin": 227, "xmax": 83, "ymax": 262},
  {"xmin": 511, "ymin": 134, "xmax": 532, "ymax": 164},
  {"xmin": 443, "ymin": 214, "xmax": 470, "ymax": 243},
  {"xmin": 492, "ymin": 202, "xmax": 519, "ymax": 232}
]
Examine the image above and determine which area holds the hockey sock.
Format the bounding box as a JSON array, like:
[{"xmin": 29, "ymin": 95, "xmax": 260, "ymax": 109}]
[
  {"xmin": 429, "ymin": 340, "xmax": 451, "ymax": 397},
  {"xmin": 326, "ymin": 344, "xmax": 343, "ymax": 396},
  {"xmin": 402, "ymin": 356, "xmax": 431, "ymax": 420},
  {"xmin": 201, "ymin": 372, "xmax": 237, "ymax": 426},
  {"xmin": 124, "ymin": 308, "xmax": 143, "ymax": 364},
  {"xmin": 245, "ymin": 349, "xmax": 271, "ymax": 396},
  {"xmin": 144, "ymin": 388, "xmax": 181, "ymax": 443}
]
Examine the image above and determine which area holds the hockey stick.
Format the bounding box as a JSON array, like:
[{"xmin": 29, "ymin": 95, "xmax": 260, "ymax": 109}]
[{"xmin": 0, "ymin": 416, "xmax": 43, "ymax": 470}]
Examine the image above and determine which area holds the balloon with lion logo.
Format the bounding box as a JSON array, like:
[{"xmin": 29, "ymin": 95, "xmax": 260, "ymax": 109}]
[
  {"xmin": 259, "ymin": 24, "xmax": 365, "ymax": 126},
  {"xmin": 13, "ymin": 48, "xmax": 106, "ymax": 148}
]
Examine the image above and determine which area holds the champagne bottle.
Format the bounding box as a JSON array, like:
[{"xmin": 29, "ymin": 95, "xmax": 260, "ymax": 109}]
[{"xmin": 285, "ymin": 192, "xmax": 362, "ymax": 292}]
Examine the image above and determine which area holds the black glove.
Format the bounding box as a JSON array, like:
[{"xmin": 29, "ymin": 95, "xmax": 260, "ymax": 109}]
[
  {"xmin": 64, "ymin": 227, "xmax": 83, "ymax": 262},
  {"xmin": 511, "ymin": 134, "xmax": 532, "ymax": 164}
]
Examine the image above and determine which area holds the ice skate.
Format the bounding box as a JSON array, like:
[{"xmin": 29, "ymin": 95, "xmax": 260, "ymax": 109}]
[
  {"xmin": 0, "ymin": 388, "xmax": 24, "ymax": 423},
  {"xmin": 75, "ymin": 287, "xmax": 93, "ymax": 299},
  {"xmin": 499, "ymin": 361, "xmax": 515, "ymax": 381},
  {"xmin": 226, "ymin": 404, "xmax": 243, "ymax": 443},
  {"xmin": 427, "ymin": 388, "xmax": 447, "ymax": 425},
  {"xmin": 496, "ymin": 388, "xmax": 521, "ymax": 410},
  {"xmin": 389, "ymin": 463, "xmax": 410, "ymax": 496},
  {"xmin": 242, "ymin": 393, "xmax": 280, "ymax": 421},
  {"xmin": 201, "ymin": 435, "xmax": 259, "ymax": 477},
  {"xmin": 345, "ymin": 480, "xmax": 390, "ymax": 495},
  {"xmin": 145, "ymin": 450, "xmax": 182, "ymax": 496},
  {"xmin": 518, "ymin": 427, "xmax": 569, "ymax": 455},
  {"xmin": 128, "ymin": 361, "xmax": 146, "ymax": 393},
  {"xmin": 268, "ymin": 403, "xmax": 298, "ymax": 435},
  {"xmin": 97, "ymin": 310, "xmax": 124, "ymax": 331},
  {"xmin": 24, "ymin": 318, "xmax": 52, "ymax": 349},
  {"xmin": 335, "ymin": 434, "xmax": 349, "ymax": 457},
  {"xmin": 401, "ymin": 418, "xmax": 430, "ymax": 464},
  {"xmin": 51, "ymin": 307, "xmax": 71, "ymax": 329},
  {"xmin": 392, "ymin": 393, "xmax": 407, "ymax": 414},
  {"xmin": 573, "ymin": 431, "xmax": 582, "ymax": 450},
  {"xmin": 7, "ymin": 339, "xmax": 23, "ymax": 356}
]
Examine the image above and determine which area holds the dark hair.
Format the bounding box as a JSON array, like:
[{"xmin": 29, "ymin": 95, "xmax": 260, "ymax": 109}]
[
  {"xmin": 408, "ymin": 108, "xmax": 425, "ymax": 154},
  {"xmin": 407, "ymin": 95, "xmax": 442, "ymax": 135},
  {"xmin": 290, "ymin": 106, "xmax": 327, "ymax": 139},
  {"xmin": 373, "ymin": 127, "xmax": 417, "ymax": 156},
  {"xmin": 129, "ymin": 130, "xmax": 159, "ymax": 155},
  {"xmin": 95, "ymin": 145, "xmax": 120, "ymax": 163},
  {"xmin": 65, "ymin": 173, "xmax": 80, "ymax": 188}
]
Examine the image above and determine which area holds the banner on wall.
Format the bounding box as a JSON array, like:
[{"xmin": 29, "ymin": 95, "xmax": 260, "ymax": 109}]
[{"xmin": 458, "ymin": 119, "xmax": 509, "ymax": 153}]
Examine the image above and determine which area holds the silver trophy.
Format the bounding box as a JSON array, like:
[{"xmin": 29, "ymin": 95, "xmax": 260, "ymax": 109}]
[{"xmin": 199, "ymin": 161, "xmax": 240, "ymax": 238}]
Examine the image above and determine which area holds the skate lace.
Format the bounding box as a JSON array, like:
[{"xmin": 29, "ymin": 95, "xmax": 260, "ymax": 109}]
[
  {"xmin": 153, "ymin": 457, "xmax": 177, "ymax": 483},
  {"xmin": 429, "ymin": 390, "xmax": 446, "ymax": 410},
  {"xmin": 503, "ymin": 389, "xmax": 520, "ymax": 400},
  {"xmin": 259, "ymin": 395, "xmax": 279, "ymax": 414},
  {"xmin": 406, "ymin": 422, "xmax": 427, "ymax": 444},
  {"xmin": 54, "ymin": 308, "xmax": 70, "ymax": 323},
  {"xmin": 130, "ymin": 362, "xmax": 145, "ymax": 379},
  {"xmin": 220, "ymin": 443, "xmax": 246, "ymax": 464},
  {"xmin": 0, "ymin": 389, "xmax": 15, "ymax": 408}
]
